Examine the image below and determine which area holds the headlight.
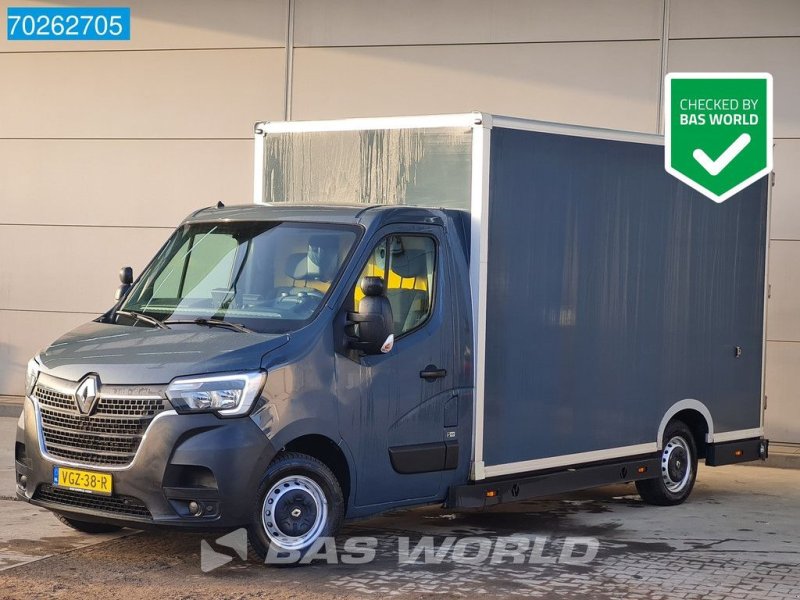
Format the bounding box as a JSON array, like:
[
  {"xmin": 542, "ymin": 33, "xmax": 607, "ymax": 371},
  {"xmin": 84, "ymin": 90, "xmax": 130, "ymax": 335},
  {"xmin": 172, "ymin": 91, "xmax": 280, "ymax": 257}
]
[
  {"xmin": 166, "ymin": 371, "xmax": 265, "ymax": 417},
  {"xmin": 25, "ymin": 357, "xmax": 40, "ymax": 396}
]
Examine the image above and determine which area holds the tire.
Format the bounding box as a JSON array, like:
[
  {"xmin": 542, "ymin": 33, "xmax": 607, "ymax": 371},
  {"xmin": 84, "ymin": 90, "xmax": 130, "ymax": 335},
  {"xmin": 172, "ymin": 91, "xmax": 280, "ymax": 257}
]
[
  {"xmin": 248, "ymin": 452, "xmax": 345, "ymax": 563},
  {"xmin": 55, "ymin": 513, "xmax": 122, "ymax": 534},
  {"xmin": 636, "ymin": 420, "xmax": 698, "ymax": 506}
]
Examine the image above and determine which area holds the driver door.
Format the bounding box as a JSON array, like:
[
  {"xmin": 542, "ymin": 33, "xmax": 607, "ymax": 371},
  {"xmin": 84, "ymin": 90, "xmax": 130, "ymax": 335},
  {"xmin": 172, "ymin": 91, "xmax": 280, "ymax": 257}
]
[{"xmin": 335, "ymin": 225, "xmax": 456, "ymax": 508}]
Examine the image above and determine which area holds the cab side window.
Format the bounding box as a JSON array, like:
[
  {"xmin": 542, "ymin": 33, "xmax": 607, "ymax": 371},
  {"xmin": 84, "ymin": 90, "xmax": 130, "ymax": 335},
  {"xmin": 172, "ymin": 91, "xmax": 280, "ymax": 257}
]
[{"xmin": 355, "ymin": 235, "xmax": 436, "ymax": 336}]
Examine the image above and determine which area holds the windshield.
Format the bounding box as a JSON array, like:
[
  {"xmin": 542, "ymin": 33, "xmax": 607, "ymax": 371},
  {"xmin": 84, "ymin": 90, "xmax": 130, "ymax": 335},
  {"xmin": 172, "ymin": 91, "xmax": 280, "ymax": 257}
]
[{"xmin": 118, "ymin": 221, "xmax": 359, "ymax": 333}]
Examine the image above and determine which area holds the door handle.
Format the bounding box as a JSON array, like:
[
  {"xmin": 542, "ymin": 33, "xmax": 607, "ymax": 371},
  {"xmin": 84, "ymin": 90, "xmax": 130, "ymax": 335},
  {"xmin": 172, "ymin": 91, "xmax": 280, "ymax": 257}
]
[{"xmin": 420, "ymin": 365, "xmax": 447, "ymax": 381}]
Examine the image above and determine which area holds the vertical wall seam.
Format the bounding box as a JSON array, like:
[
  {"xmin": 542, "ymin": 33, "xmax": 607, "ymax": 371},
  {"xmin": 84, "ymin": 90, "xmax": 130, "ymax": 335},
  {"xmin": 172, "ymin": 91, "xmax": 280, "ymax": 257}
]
[
  {"xmin": 656, "ymin": 0, "xmax": 671, "ymax": 133},
  {"xmin": 283, "ymin": 0, "xmax": 295, "ymax": 120}
]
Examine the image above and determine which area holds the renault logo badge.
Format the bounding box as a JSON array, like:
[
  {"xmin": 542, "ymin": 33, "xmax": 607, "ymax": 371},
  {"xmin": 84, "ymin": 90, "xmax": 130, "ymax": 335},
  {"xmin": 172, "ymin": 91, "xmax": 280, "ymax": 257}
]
[{"xmin": 75, "ymin": 375, "xmax": 99, "ymax": 415}]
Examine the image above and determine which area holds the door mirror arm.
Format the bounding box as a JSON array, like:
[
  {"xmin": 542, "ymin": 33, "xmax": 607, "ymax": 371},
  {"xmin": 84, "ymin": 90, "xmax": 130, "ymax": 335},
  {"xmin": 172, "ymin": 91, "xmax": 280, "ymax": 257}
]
[{"xmin": 346, "ymin": 313, "xmax": 394, "ymax": 354}]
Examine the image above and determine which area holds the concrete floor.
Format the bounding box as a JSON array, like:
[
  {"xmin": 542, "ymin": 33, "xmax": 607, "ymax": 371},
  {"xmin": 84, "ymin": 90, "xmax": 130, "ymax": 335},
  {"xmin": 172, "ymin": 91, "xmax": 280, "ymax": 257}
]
[
  {"xmin": 0, "ymin": 413, "xmax": 129, "ymax": 573},
  {"xmin": 1, "ymin": 413, "xmax": 799, "ymax": 599}
]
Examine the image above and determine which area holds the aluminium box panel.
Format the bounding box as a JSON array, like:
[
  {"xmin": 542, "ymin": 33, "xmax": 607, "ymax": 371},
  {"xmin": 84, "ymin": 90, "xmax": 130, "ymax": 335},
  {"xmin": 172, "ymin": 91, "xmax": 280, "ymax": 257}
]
[
  {"xmin": 667, "ymin": 38, "xmax": 800, "ymax": 138},
  {"xmin": 480, "ymin": 127, "xmax": 768, "ymax": 469},
  {"xmin": 0, "ymin": 139, "xmax": 253, "ymax": 228},
  {"xmin": 293, "ymin": 0, "xmax": 662, "ymax": 46},
  {"xmin": 0, "ymin": 48, "xmax": 284, "ymax": 139},
  {"xmin": 0, "ymin": 309, "xmax": 90, "ymax": 396},
  {"xmin": 291, "ymin": 42, "xmax": 660, "ymax": 132},
  {"xmin": 0, "ymin": 0, "xmax": 287, "ymax": 52},
  {"xmin": 765, "ymin": 341, "xmax": 800, "ymax": 443}
]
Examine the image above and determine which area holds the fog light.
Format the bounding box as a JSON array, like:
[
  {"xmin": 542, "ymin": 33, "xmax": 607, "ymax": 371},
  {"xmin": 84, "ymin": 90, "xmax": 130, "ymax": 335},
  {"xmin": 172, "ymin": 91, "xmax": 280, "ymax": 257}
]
[
  {"xmin": 19, "ymin": 475, "xmax": 27, "ymax": 489},
  {"xmin": 188, "ymin": 501, "xmax": 203, "ymax": 516}
]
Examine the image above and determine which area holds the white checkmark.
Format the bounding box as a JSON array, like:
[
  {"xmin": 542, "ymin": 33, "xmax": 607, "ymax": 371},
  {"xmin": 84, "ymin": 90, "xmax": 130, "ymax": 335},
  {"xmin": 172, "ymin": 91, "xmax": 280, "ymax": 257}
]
[{"xmin": 692, "ymin": 133, "xmax": 751, "ymax": 176}]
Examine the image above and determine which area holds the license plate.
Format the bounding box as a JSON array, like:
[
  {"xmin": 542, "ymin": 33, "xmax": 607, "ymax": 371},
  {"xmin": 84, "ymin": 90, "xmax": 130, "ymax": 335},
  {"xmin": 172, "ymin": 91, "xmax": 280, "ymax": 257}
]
[{"xmin": 53, "ymin": 466, "xmax": 112, "ymax": 496}]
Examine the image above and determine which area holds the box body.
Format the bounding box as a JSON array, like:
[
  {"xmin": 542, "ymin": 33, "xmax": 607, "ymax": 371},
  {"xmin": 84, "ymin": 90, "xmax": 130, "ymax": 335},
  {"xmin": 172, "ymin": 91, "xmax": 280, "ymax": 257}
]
[
  {"xmin": 478, "ymin": 125, "xmax": 767, "ymax": 477},
  {"xmin": 254, "ymin": 113, "xmax": 769, "ymax": 481}
]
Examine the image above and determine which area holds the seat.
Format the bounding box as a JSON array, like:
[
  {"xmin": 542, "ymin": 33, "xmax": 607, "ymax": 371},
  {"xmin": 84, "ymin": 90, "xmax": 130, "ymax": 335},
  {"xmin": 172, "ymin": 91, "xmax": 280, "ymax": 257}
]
[
  {"xmin": 350, "ymin": 276, "xmax": 394, "ymax": 353},
  {"xmin": 275, "ymin": 253, "xmax": 325, "ymax": 308},
  {"xmin": 385, "ymin": 248, "xmax": 432, "ymax": 334}
]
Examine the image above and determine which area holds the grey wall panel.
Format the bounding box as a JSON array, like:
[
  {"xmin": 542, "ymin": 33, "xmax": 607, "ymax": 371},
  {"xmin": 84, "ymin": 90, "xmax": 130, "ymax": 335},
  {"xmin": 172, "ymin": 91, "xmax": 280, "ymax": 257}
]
[
  {"xmin": 0, "ymin": 139, "xmax": 253, "ymax": 228},
  {"xmin": 766, "ymin": 241, "xmax": 800, "ymax": 342},
  {"xmin": 292, "ymin": 42, "xmax": 661, "ymax": 132},
  {"xmin": 0, "ymin": 48, "xmax": 284, "ymax": 139},
  {"xmin": 771, "ymin": 140, "xmax": 800, "ymax": 241},
  {"xmin": 483, "ymin": 128, "xmax": 767, "ymax": 467},
  {"xmin": 294, "ymin": 0, "xmax": 662, "ymax": 46},
  {"xmin": 668, "ymin": 38, "xmax": 800, "ymax": 138},
  {"xmin": 0, "ymin": 0, "xmax": 796, "ymax": 447},
  {"xmin": 0, "ymin": 309, "xmax": 89, "ymax": 395},
  {"xmin": 764, "ymin": 341, "xmax": 800, "ymax": 442},
  {"xmin": 0, "ymin": 0, "xmax": 287, "ymax": 52},
  {"xmin": 670, "ymin": 0, "xmax": 800, "ymax": 39},
  {"xmin": 0, "ymin": 225, "xmax": 171, "ymax": 314}
]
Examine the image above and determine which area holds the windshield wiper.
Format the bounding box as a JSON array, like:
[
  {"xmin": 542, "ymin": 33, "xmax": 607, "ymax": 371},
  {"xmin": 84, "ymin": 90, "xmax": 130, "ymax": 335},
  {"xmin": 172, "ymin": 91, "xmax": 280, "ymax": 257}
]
[
  {"xmin": 116, "ymin": 310, "xmax": 170, "ymax": 330},
  {"xmin": 164, "ymin": 318, "xmax": 253, "ymax": 333}
]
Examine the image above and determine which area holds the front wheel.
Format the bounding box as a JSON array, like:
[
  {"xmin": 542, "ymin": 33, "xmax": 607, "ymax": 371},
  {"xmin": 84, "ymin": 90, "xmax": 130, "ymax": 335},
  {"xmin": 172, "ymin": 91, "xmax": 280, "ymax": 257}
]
[
  {"xmin": 248, "ymin": 452, "xmax": 344, "ymax": 562},
  {"xmin": 636, "ymin": 421, "xmax": 698, "ymax": 506}
]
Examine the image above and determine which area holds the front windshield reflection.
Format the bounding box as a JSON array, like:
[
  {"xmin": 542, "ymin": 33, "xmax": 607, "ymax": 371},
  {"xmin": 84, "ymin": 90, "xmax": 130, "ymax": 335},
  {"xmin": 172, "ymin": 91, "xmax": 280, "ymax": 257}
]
[{"xmin": 118, "ymin": 221, "xmax": 359, "ymax": 334}]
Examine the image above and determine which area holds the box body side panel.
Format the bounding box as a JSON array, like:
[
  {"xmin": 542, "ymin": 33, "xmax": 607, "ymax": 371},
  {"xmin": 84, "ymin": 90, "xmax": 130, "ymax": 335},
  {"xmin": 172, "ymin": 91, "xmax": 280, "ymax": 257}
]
[{"xmin": 482, "ymin": 127, "xmax": 767, "ymax": 468}]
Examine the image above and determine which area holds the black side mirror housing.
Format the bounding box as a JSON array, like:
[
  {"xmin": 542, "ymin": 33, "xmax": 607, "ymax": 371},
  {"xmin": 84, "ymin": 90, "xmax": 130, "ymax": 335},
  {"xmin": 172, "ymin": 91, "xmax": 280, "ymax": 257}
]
[
  {"xmin": 115, "ymin": 266, "xmax": 133, "ymax": 301},
  {"xmin": 347, "ymin": 276, "xmax": 394, "ymax": 354},
  {"xmin": 120, "ymin": 266, "xmax": 133, "ymax": 284}
]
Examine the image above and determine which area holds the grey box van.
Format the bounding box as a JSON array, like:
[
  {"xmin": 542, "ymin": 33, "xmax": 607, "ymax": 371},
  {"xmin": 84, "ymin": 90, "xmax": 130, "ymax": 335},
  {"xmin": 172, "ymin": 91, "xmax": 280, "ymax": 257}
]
[{"xmin": 15, "ymin": 114, "xmax": 769, "ymax": 559}]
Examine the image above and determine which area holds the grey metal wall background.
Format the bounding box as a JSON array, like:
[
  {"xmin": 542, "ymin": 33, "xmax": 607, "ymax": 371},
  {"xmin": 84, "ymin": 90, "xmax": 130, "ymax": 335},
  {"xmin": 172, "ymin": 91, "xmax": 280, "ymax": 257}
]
[{"xmin": 0, "ymin": 0, "xmax": 798, "ymax": 442}]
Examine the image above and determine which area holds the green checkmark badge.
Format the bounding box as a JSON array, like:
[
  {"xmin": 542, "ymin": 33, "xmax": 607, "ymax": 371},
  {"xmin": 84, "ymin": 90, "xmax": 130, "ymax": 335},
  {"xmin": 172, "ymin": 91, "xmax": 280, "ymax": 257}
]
[{"xmin": 665, "ymin": 73, "xmax": 773, "ymax": 203}]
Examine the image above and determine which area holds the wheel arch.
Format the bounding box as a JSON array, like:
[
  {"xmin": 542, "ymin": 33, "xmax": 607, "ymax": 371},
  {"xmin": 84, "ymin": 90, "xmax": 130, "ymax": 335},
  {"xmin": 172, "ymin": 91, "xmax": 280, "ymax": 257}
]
[
  {"xmin": 280, "ymin": 434, "xmax": 352, "ymax": 511},
  {"xmin": 657, "ymin": 399, "xmax": 714, "ymax": 458}
]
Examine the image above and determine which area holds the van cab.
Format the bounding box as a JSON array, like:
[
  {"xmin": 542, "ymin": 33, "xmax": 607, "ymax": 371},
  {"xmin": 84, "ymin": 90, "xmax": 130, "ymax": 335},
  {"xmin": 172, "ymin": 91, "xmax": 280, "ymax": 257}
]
[{"xmin": 16, "ymin": 204, "xmax": 474, "ymax": 557}]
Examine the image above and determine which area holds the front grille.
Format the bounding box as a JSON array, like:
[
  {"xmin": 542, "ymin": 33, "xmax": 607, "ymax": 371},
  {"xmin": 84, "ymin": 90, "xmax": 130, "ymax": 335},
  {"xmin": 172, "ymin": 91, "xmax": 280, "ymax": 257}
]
[
  {"xmin": 40, "ymin": 407, "xmax": 147, "ymax": 436},
  {"xmin": 35, "ymin": 381, "xmax": 166, "ymax": 467},
  {"xmin": 34, "ymin": 484, "xmax": 151, "ymax": 519},
  {"xmin": 96, "ymin": 397, "xmax": 163, "ymax": 417},
  {"xmin": 41, "ymin": 427, "xmax": 140, "ymax": 454},
  {"xmin": 34, "ymin": 386, "xmax": 74, "ymax": 411}
]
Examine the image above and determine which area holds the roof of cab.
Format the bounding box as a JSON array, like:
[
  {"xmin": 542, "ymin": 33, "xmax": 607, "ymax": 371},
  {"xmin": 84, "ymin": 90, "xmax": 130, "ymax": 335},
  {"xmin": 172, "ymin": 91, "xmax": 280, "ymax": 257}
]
[{"xmin": 183, "ymin": 203, "xmax": 465, "ymax": 228}]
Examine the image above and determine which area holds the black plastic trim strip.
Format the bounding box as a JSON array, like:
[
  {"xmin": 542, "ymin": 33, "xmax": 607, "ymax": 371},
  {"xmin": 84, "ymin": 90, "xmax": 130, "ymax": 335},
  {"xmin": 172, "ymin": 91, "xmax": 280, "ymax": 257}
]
[
  {"xmin": 389, "ymin": 441, "xmax": 459, "ymax": 474},
  {"xmin": 448, "ymin": 456, "xmax": 660, "ymax": 508}
]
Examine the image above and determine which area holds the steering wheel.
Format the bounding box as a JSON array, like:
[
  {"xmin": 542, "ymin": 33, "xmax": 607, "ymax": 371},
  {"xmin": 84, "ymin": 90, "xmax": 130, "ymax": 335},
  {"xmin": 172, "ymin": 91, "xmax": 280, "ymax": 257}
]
[
  {"xmin": 276, "ymin": 287, "xmax": 325, "ymax": 306},
  {"xmin": 298, "ymin": 288, "xmax": 325, "ymax": 300}
]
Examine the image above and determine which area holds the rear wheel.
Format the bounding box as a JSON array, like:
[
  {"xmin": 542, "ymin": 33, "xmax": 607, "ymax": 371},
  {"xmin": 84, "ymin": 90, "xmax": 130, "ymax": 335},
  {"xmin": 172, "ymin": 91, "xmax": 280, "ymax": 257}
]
[
  {"xmin": 248, "ymin": 452, "xmax": 344, "ymax": 563},
  {"xmin": 55, "ymin": 514, "xmax": 122, "ymax": 534},
  {"xmin": 636, "ymin": 421, "xmax": 698, "ymax": 506}
]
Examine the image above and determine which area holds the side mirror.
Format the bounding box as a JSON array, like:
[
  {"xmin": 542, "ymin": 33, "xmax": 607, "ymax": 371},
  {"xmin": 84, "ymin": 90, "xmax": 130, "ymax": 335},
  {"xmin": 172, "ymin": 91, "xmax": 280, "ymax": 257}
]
[
  {"xmin": 347, "ymin": 276, "xmax": 394, "ymax": 354},
  {"xmin": 115, "ymin": 266, "xmax": 133, "ymax": 301}
]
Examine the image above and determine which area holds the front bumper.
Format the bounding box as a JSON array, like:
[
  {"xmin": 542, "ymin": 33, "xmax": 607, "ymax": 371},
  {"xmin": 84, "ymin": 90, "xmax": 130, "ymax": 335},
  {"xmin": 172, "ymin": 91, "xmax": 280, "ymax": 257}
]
[{"xmin": 15, "ymin": 396, "xmax": 276, "ymax": 530}]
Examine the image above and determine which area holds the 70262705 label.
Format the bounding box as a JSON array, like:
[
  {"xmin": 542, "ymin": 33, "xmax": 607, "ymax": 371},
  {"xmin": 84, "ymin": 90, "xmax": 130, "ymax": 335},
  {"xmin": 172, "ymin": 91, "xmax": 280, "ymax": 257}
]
[{"xmin": 7, "ymin": 7, "xmax": 130, "ymax": 41}]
